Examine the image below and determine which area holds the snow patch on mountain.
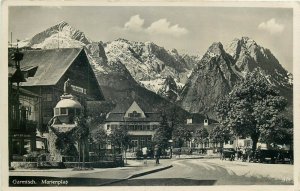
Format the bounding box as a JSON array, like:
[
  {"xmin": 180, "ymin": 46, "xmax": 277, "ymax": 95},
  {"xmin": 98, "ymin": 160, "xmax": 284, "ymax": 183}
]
[
  {"xmin": 140, "ymin": 78, "xmax": 184, "ymax": 94},
  {"xmin": 19, "ymin": 21, "xmax": 92, "ymax": 49},
  {"xmin": 31, "ymin": 32, "xmax": 86, "ymax": 49},
  {"xmin": 103, "ymin": 38, "xmax": 199, "ymax": 97}
]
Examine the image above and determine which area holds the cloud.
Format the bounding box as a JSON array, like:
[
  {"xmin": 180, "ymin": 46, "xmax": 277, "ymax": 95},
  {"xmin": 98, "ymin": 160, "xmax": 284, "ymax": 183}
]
[
  {"xmin": 117, "ymin": 15, "xmax": 188, "ymax": 38},
  {"xmin": 124, "ymin": 15, "xmax": 145, "ymax": 32},
  {"xmin": 258, "ymin": 18, "xmax": 284, "ymax": 35},
  {"xmin": 146, "ymin": 18, "xmax": 188, "ymax": 37}
]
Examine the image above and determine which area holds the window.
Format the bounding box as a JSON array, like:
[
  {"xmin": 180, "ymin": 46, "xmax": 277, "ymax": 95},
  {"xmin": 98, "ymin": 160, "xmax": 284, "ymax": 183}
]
[
  {"xmin": 107, "ymin": 125, "xmax": 110, "ymax": 130},
  {"xmin": 111, "ymin": 124, "xmax": 118, "ymax": 130},
  {"xmin": 54, "ymin": 108, "xmax": 59, "ymax": 116},
  {"xmin": 127, "ymin": 125, "xmax": 133, "ymax": 131},
  {"xmin": 129, "ymin": 111, "xmax": 141, "ymax": 118},
  {"xmin": 137, "ymin": 125, "xmax": 142, "ymax": 130},
  {"xmin": 152, "ymin": 125, "xmax": 158, "ymax": 130},
  {"xmin": 21, "ymin": 66, "xmax": 38, "ymax": 78},
  {"xmin": 147, "ymin": 137, "xmax": 152, "ymax": 144},
  {"xmin": 42, "ymin": 94, "xmax": 52, "ymax": 102},
  {"xmin": 140, "ymin": 137, "xmax": 146, "ymax": 147},
  {"xmin": 204, "ymin": 142, "xmax": 209, "ymax": 148},
  {"xmin": 60, "ymin": 108, "xmax": 68, "ymax": 115},
  {"xmin": 131, "ymin": 140, "xmax": 138, "ymax": 147}
]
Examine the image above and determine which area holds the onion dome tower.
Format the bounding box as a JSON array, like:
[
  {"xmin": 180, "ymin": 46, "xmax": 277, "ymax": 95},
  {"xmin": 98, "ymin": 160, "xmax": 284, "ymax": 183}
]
[
  {"xmin": 47, "ymin": 79, "xmax": 83, "ymax": 162},
  {"xmin": 52, "ymin": 94, "xmax": 82, "ymax": 129}
]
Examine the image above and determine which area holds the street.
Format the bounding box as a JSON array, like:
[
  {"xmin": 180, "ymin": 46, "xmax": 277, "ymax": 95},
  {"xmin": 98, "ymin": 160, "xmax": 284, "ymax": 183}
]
[
  {"xmin": 9, "ymin": 158, "xmax": 293, "ymax": 186},
  {"xmin": 111, "ymin": 158, "xmax": 293, "ymax": 186}
]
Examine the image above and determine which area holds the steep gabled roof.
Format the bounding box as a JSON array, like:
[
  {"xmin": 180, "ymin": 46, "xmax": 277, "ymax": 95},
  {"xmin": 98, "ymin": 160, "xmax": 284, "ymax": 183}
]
[
  {"xmin": 110, "ymin": 99, "xmax": 154, "ymax": 113},
  {"xmin": 106, "ymin": 100, "xmax": 160, "ymax": 122},
  {"xmin": 9, "ymin": 48, "xmax": 82, "ymax": 86}
]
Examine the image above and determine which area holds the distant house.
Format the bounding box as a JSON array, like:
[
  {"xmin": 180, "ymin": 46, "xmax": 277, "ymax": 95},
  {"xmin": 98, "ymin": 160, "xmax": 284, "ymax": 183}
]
[
  {"xmin": 182, "ymin": 118, "xmax": 237, "ymax": 154},
  {"xmin": 9, "ymin": 48, "xmax": 104, "ymax": 131},
  {"xmin": 105, "ymin": 101, "xmax": 160, "ymax": 151}
]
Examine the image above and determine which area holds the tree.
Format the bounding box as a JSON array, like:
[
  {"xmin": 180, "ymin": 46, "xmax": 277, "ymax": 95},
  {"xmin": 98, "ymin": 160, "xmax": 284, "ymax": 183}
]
[
  {"xmin": 259, "ymin": 116, "xmax": 293, "ymax": 147},
  {"xmin": 193, "ymin": 128, "xmax": 209, "ymax": 147},
  {"xmin": 173, "ymin": 126, "xmax": 192, "ymax": 148},
  {"xmin": 209, "ymin": 125, "xmax": 232, "ymax": 146},
  {"xmin": 153, "ymin": 113, "xmax": 173, "ymax": 150},
  {"xmin": 49, "ymin": 125, "xmax": 78, "ymax": 157},
  {"xmin": 92, "ymin": 127, "xmax": 108, "ymax": 156},
  {"xmin": 215, "ymin": 70, "xmax": 291, "ymax": 151},
  {"xmin": 110, "ymin": 126, "xmax": 131, "ymax": 164},
  {"xmin": 74, "ymin": 114, "xmax": 89, "ymax": 168}
]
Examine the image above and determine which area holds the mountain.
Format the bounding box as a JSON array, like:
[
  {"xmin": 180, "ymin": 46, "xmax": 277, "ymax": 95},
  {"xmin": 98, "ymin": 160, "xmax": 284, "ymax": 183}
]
[
  {"xmin": 179, "ymin": 37, "xmax": 293, "ymax": 119},
  {"xmin": 225, "ymin": 37, "xmax": 292, "ymax": 87},
  {"xmin": 179, "ymin": 42, "xmax": 241, "ymax": 116},
  {"xmin": 103, "ymin": 38, "xmax": 196, "ymax": 95},
  {"xmin": 20, "ymin": 21, "xmax": 92, "ymax": 49},
  {"xmin": 19, "ymin": 22, "xmax": 198, "ymax": 99},
  {"xmin": 157, "ymin": 75, "xmax": 180, "ymax": 102},
  {"xmin": 16, "ymin": 21, "xmax": 204, "ymax": 121},
  {"xmin": 16, "ymin": 21, "xmax": 292, "ymax": 119}
]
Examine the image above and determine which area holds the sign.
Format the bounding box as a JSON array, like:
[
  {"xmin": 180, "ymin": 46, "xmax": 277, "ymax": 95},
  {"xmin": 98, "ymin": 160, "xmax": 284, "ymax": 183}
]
[
  {"xmin": 71, "ymin": 85, "xmax": 87, "ymax": 95},
  {"xmin": 13, "ymin": 134, "xmax": 32, "ymax": 138}
]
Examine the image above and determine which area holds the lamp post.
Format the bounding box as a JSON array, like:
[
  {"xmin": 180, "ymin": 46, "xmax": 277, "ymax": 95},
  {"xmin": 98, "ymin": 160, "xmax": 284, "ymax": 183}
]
[
  {"xmin": 9, "ymin": 42, "xmax": 26, "ymax": 168},
  {"xmin": 168, "ymin": 139, "xmax": 173, "ymax": 159}
]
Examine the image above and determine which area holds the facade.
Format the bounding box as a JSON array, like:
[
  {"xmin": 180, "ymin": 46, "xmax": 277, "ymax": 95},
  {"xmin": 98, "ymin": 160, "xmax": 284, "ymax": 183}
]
[
  {"xmin": 181, "ymin": 118, "xmax": 237, "ymax": 154},
  {"xmin": 105, "ymin": 101, "xmax": 160, "ymax": 151},
  {"xmin": 8, "ymin": 47, "xmax": 104, "ymax": 163},
  {"xmin": 8, "ymin": 83, "xmax": 42, "ymax": 161},
  {"xmin": 182, "ymin": 118, "xmax": 223, "ymax": 152},
  {"xmin": 8, "ymin": 48, "xmax": 104, "ymax": 131}
]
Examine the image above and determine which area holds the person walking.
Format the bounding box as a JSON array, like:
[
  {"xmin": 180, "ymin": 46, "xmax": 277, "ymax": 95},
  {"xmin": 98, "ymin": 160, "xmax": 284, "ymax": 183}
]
[
  {"xmin": 142, "ymin": 147, "xmax": 148, "ymax": 165},
  {"xmin": 154, "ymin": 145, "xmax": 160, "ymax": 164}
]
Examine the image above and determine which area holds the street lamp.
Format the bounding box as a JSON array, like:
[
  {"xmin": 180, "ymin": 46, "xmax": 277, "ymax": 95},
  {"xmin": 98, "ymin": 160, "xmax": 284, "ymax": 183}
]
[
  {"xmin": 168, "ymin": 139, "xmax": 173, "ymax": 159},
  {"xmin": 9, "ymin": 42, "xmax": 26, "ymax": 168}
]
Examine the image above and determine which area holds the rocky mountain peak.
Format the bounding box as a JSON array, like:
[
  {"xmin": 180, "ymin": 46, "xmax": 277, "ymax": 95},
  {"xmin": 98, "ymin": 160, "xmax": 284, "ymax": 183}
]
[
  {"xmin": 204, "ymin": 42, "xmax": 227, "ymax": 58},
  {"xmin": 224, "ymin": 37, "xmax": 290, "ymax": 87},
  {"xmin": 20, "ymin": 21, "xmax": 92, "ymax": 49},
  {"xmin": 56, "ymin": 20, "xmax": 69, "ymax": 28}
]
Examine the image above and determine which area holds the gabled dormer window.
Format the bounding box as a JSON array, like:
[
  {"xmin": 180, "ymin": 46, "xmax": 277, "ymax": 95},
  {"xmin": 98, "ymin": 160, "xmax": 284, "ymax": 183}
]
[{"xmin": 21, "ymin": 66, "xmax": 38, "ymax": 78}]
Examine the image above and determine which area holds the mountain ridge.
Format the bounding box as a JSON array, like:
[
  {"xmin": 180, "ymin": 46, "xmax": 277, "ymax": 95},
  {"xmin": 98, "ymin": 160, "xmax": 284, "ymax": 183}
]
[{"xmin": 15, "ymin": 21, "xmax": 292, "ymax": 119}]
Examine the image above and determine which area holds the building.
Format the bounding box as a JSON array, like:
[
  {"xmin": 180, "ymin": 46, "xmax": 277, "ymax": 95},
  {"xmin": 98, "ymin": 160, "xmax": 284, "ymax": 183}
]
[
  {"xmin": 8, "ymin": 83, "xmax": 43, "ymax": 161},
  {"xmin": 105, "ymin": 101, "xmax": 160, "ymax": 151},
  {"xmin": 8, "ymin": 48, "xmax": 104, "ymax": 131},
  {"xmin": 47, "ymin": 91, "xmax": 85, "ymax": 162},
  {"xmin": 181, "ymin": 117, "xmax": 237, "ymax": 154}
]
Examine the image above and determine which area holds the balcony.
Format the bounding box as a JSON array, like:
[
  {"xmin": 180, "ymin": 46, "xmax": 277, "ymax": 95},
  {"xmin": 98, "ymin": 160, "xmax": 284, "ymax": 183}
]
[{"xmin": 11, "ymin": 119, "xmax": 38, "ymax": 134}]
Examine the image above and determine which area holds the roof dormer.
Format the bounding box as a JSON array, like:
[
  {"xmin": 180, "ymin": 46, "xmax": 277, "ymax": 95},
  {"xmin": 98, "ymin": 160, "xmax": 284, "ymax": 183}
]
[{"xmin": 124, "ymin": 101, "xmax": 146, "ymax": 118}]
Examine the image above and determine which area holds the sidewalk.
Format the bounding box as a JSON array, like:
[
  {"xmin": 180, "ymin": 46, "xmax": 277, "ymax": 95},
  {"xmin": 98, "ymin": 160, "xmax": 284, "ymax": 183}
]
[
  {"xmin": 9, "ymin": 159, "xmax": 173, "ymax": 186},
  {"xmin": 171, "ymin": 154, "xmax": 220, "ymax": 159}
]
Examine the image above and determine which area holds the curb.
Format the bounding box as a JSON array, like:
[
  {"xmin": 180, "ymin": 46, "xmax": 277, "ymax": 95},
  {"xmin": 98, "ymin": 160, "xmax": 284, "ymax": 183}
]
[
  {"xmin": 98, "ymin": 165, "xmax": 173, "ymax": 186},
  {"xmin": 128, "ymin": 165, "xmax": 173, "ymax": 179}
]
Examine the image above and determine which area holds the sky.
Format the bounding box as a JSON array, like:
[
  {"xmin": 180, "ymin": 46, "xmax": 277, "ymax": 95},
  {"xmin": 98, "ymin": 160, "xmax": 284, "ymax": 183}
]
[{"xmin": 8, "ymin": 6, "xmax": 293, "ymax": 72}]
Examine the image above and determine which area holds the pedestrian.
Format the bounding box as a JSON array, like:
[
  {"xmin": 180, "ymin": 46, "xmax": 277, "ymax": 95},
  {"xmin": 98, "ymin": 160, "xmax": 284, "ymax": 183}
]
[
  {"xmin": 142, "ymin": 147, "xmax": 148, "ymax": 165},
  {"xmin": 220, "ymin": 148, "xmax": 223, "ymax": 160},
  {"xmin": 154, "ymin": 145, "xmax": 160, "ymax": 164}
]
